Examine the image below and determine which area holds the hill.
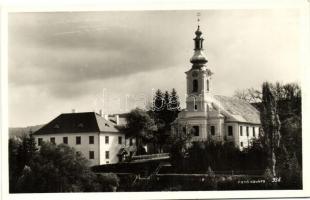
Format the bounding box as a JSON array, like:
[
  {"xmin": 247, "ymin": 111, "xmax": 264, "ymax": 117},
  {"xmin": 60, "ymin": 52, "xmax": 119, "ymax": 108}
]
[{"xmin": 9, "ymin": 124, "xmax": 44, "ymax": 138}]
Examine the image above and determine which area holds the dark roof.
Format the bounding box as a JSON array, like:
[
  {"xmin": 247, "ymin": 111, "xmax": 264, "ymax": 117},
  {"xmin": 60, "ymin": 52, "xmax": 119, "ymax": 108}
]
[
  {"xmin": 214, "ymin": 95, "xmax": 261, "ymax": 124},
  {"xmin": 33, "ymin": 112, "xmax": 119, "ymax": 135}
]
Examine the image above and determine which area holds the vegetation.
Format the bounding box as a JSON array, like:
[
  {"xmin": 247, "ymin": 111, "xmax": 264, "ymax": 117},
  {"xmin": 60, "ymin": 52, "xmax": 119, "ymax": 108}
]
[
  {"xmin": 149, "ymin": 88, "xmax": 181, "ymax": 153},
  {"xmin": 9, "ymin": 136, "xmax": 119, "ymax": 193},
  {"xmin": 260, "ymin": 82, "xmax": 281, "ymax": 177},
  {"xmin": 122, "ymin": 88, "xmax": 181, "ymax": 154},
  {"xmin": 168, "ymin": 82, "xmax": 302, "ymax": 189}
]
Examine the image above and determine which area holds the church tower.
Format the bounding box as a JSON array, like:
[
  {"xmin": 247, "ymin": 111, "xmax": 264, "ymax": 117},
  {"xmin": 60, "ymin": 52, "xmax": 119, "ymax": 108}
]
[
  {"xmin": 185, "ymin": 25, "xmax": 213, "ymax": 112},
  {"xmin": 172, "ymin": 20, "xmax": 261, "ymax": 148}
]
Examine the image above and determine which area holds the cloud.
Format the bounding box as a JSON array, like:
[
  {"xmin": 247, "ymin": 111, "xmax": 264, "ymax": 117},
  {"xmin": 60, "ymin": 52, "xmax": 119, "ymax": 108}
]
[
  {"xmin": 8, "ymin": 10, "xmax": 302, "ymax": 126},
  {"xmin": 9, "ymin": 12, "xmax": 186, "ymax": 98}
]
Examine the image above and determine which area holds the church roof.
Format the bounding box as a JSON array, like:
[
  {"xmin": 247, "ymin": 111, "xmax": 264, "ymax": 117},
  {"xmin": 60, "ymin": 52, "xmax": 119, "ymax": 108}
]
[
  {"xmin": 33, "ymin": 112, "xmax": 119, "ymax": 135},
  {"xmin": 213, "ymin": 95, "xmax": 261, "ymax": 124}
]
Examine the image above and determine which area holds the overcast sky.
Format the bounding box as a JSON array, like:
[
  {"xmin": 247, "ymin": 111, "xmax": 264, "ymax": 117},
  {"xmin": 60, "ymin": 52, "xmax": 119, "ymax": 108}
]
[{"xmin": 9, "ymin": 10, "xmax": 302, "ymax": 127}]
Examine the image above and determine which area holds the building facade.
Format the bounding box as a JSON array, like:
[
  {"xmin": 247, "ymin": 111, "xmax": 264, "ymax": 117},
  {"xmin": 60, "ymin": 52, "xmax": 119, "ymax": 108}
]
[
  {"xmin": 172, "ymin": 26, "xmax": 261, "ymax": 149},
  {"xmin": 33, "ymin": 112, "xmax": 136, "ymax": 166}
]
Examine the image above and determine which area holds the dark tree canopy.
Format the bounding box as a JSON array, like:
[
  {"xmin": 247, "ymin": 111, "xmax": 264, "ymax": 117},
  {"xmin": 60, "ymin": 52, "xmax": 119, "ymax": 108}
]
[{"xmin": 9, "ymin": 139, "xmax": 119, "ymax": 193}]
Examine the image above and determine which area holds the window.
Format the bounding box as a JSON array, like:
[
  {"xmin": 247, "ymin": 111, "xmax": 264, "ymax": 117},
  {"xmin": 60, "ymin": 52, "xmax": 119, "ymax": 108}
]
[
  {"xmin": 50, "ymin": 137, "xmax": 55, "ymax": 144},
  {"xmin": 207, "ymin": 79, "xmax": 209, "ymax": 91},
  {"xmin": 105, "ymin": 151, "xmax": 109, "ymax": 159},
  {"xmin": 89, "ymin": 136, "xmax": 94, "ymax": 144},
  {"xmin": 89, "ymin": 151, "xmax": 94, "ymax": 159},
  {"xmin": 194, "ymin": 104, "xmax": 198, "ymax": 110},
  {"xmin": 38, "ymin": 138, "xmax": 43, "ymax": 146},
  {"xmin": 240, "ymin": 126, "xmax": 243, "ymax": 136},
  {"xmin": 76, "ymin": 136, "xmax": 81, "ymax": 145},
  {"xmin": 193, "ymin": 79, "xmax": 198, "ymax": 92},
  {"xmin": 106, "ymin": 161, "xmax": 109, "ymax": 164},
  {"xmin": 228, "ymin": 126, "xmax": 233, "ymax": 136},
  {"xmin": 192, "ymin": 126, "xmax": 199, "ymax": 136},
  {"xmin": 246, "ymin": 126, "xmax": 249, "ymax": 137},
  {"xmin": 240, "ymin": 142, "xmax": 243, "ymax": 147},
  {"xmin": 105, "ymin": 136, "xmax": 109, "ymax": 144},
  {"xmin": 253, "ymin": 127, "xmax": 256, "ymax": 137},
  {"xmin": 63, "ymin": 137, "xmax": 68, "ymax": 144},
  {"xmin": 130, "ymin": 138, "xmax": 133, "ymax": 146},
  {"xmin": 118, "ymin": 136, "xmax": 122, "ymax": 145},
  {"xmin": 211, "ymin": 126, "xmax": 215, "ymax": 136}
]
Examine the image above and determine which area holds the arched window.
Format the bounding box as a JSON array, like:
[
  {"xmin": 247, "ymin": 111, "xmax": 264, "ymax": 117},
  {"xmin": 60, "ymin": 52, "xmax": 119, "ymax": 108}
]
[
  {"xmin": 193, "ymin": 79, "xmax": 198, "ymax": 92},
  {"xmin": 207, "ymin": 79, "xmax": 209, "ymax": 91}
]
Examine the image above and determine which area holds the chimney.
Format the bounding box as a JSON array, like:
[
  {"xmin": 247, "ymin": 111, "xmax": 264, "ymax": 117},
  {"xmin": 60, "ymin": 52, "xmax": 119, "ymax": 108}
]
[
  {"xmin": 99, "ymin": 109, "xmax": 103, "ymax": 116},
  {"xmin": 72, "ymin": 109, "xmax": 76, "ymax": 113},
  {"xmin": 103, "ymin": 114, "xmax": 109, "ymax": 120},
  {"xmin": 115, "ymin": 114, "xmax": 119, "ymax": 125}
]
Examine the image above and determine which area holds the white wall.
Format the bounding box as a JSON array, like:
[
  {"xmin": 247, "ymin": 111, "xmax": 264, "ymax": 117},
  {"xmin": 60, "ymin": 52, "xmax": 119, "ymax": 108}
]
[
  {"xmin": 237, "ymin": 124, "xmax": 260, "ymax": 150},
  {"xmin": 99, "ymin": 133, "xmax": 126, "ymax": 165},
  {"xmin": 34, "ymin": 132, "xmax": 100, "ymax": 166}
]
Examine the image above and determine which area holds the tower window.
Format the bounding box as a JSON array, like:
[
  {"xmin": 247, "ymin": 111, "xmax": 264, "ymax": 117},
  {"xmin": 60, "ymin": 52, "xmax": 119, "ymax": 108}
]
[
  {"xmin": 193, "ymin": 79, "xmax": 198, "ymax": 92},
  {"xmin": 194, "ymin": 104, "xmax": 198, "ymax": 110},
  {"xmin": 253, "ymin": 127, "xmax": 256, "ymax": 137},
  {"xmin": 207, "ymin": 79, "xmax": 209, "ymax": 91},
  {"xmin": 240, "ymin": 126, "xmax": 243, "ymax": 136}
]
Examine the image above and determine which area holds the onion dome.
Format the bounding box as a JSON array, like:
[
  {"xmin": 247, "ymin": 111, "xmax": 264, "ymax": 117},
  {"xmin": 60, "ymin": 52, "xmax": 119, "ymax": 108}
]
[{"xmin": 190, "ymin": 26, "xmax": 208, "ymax": 66}]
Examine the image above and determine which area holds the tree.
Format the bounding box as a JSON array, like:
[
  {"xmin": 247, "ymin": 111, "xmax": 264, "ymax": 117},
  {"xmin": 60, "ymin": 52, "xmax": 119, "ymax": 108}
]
[
  {"xmin": 9, "ymin": 135, "xmax": 37, "ymax": 193},
  {"xmin": 152, "ymin": 89, "xmax": 165, "ymax": 112},
  {"xmin": 149, "ymin": 88, "xmax": 181, "ymax": 153},
  {"xmin": 260, "ymin": 82, "xmax": 281, "ymax": 177},
  {"xmin": 11, "ymin": 142, "xmax": 119, "ymax": 192},
  {"xmin": 233, "ymin": 88, "xmax": 262, "ymax": 103},
  {"xmin": 168, "ymin": 127, "xmax": 192, "ymax": 171},
  {"xmin": 169, "ymin": 88, "xmax": 181, "ymax": 111},
  {"xmin": 122, "ymin": 108, "xmax": 157, "ymax": 154}
]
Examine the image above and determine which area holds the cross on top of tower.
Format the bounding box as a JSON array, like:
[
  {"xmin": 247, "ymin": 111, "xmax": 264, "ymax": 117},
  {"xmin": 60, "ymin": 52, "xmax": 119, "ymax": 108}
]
[{"xmin": 197, "ymin": 12, "xmax": 201, "ymax": 26}]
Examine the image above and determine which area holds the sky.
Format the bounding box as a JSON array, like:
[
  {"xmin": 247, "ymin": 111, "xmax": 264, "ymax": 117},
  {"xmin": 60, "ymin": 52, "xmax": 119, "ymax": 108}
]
[{"xmin": 8, "ymin": 9, "xmax": 302, "ymax": 127}]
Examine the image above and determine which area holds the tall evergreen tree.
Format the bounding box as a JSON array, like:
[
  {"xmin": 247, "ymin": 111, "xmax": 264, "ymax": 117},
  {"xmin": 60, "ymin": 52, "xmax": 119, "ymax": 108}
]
[
  {"xmin": 153, "ymin": 89, "xmax": 165, "ymax": 112},
  {"xmin": 169, "ymin": 88, "xmax": 181, "ymax": 121},
  {"xmin": 260, "ymin": 82, "xmax": 281, "ymax": 177}
]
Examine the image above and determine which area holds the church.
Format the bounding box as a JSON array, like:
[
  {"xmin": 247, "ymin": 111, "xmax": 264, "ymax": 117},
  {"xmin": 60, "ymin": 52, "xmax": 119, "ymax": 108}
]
[{"xmin": 171, "ymin": 25, "xmax": 261, "ymax": 150}]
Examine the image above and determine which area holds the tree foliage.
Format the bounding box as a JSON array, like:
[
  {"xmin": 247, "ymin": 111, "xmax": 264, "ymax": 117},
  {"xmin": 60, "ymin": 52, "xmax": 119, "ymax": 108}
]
[
  {"xmin": 121, "ymin": 108, "xmax": 157, "ymax": 154},
  {"xmin": 150, "ymin": 88, "xmax": 181, "ymax": 152},
  {"xmin": 259, "ymin": 82, "xmax": 302, "ymax": 188},
  {"xmin": 9, "ymin": 139, "xmax": 119, "ymax": 193},
  {"xmin": 260, "ymin": 82, "xmax": 281, "ymax": 176},
  {"xmin": 233, "ymin": 88, "xmax": 262, "ymax": 103}
]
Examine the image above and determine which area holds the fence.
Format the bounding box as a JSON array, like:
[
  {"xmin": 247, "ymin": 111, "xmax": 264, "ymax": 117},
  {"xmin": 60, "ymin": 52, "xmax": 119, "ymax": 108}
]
[{"xmin": 131, "ymin": 153, "xmax": 170, "ymax": 161}]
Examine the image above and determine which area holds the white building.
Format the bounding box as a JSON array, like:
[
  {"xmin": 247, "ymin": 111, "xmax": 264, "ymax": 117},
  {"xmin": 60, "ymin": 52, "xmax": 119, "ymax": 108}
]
[
  {"xmin": 33, "ymin": 112, "xmax": 136, "ymax": 166},
  {"xmin": 172, "ymin": 26, "xmax": 261, "ymax": 150}
]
